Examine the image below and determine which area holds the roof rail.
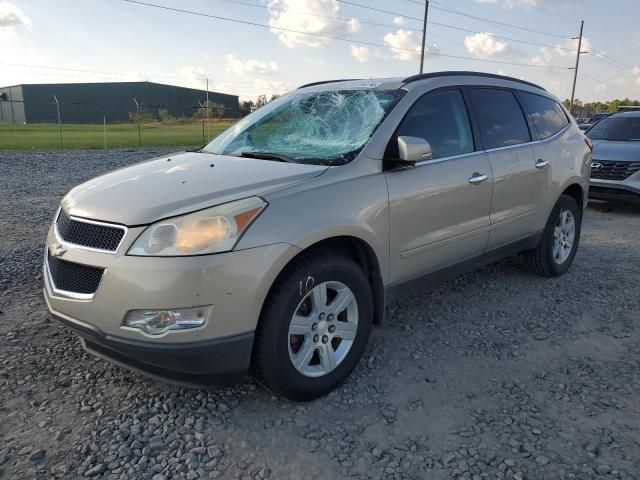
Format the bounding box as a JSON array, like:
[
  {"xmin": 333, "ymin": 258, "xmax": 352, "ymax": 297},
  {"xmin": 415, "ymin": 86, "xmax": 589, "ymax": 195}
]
[
  {"xmin": 402, "ymin": 71, "xmax": 546, "ymax": 92},
  {"xmin": 298, "ymin": 79, "xmax": 361, "ymax": 89}
]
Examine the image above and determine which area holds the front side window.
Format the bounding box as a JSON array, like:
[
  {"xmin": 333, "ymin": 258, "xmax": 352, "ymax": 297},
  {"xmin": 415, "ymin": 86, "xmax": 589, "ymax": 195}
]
[
  {"xmin": 203, "ymin": 89, "xmax": 404, "ymax": 165},
  {"xmin": 394, "ymin": 89, "xmax": 474, "ymax": 160},
  {"xmin": 587, "ymin": 116, "xmax": 640, "ymax": 141},
  {"xmin": 468, "ymin": 88, "xmax": 531, "ymax": 149},
  {"xmin": 520, "ymin": 92, "xmax": 569, "ymax": 140}
]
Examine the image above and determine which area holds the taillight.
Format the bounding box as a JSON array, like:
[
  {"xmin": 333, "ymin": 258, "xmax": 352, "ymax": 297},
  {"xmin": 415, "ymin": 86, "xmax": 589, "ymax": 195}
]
[{"xmin": 584, "ymin": 138, "xmax": 593, "ymax": 151}]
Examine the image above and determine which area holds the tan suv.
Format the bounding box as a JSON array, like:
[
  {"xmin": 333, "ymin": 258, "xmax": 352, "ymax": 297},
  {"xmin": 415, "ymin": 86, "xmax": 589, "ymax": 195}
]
[{"xmin": 44, "ymin": 72, "xmax": 592, "ymax": 401}]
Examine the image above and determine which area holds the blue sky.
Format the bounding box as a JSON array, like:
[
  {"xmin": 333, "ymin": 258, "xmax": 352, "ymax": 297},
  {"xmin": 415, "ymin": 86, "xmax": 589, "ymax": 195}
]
[{"xmin": 2, "ymin": 0, "xmax": 640, "ymax": 101}]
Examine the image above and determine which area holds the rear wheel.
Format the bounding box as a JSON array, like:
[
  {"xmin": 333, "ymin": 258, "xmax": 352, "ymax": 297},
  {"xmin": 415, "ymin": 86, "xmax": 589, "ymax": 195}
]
[
  {"xmin": 525, "ymin": 194, "xmax": 582, "ymax": 277},
  {"xmin": 254, "ymin": 251, "xmax": 373, "ymax": 401}
]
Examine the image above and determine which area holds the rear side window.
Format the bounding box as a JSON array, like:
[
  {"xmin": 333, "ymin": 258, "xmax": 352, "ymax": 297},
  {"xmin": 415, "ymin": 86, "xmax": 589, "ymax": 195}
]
[
  {"xmin": 395, "ymin": 89, "xmax": 474, "ymax": 160},
  {"xmin": 520, "ymin": 92, "xmax": 569, "ymax": 140},
  {"xmin": 468, "ymin": 88, "xmax": 531, "ymax": 149}
]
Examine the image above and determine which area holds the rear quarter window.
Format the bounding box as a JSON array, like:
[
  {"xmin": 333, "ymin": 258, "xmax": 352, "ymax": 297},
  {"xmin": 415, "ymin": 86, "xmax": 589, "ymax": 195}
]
[
  {"xmin": 467, "ymin": 88, "xmax": 531, "ymax": 149},
  {"xmin": 519, "ymin": 92, "xmax": 569, "ymax": 140}
]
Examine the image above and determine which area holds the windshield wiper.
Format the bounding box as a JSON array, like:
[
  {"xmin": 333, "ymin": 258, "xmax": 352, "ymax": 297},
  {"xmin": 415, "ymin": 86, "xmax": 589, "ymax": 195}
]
[{"xmin": 239, "ymin": 151, "xmax": 298, "ymax": 163}]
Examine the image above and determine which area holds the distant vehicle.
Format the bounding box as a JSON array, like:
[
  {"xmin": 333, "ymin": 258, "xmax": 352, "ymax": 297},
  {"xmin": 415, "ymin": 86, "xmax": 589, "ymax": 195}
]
[
  {"xmin": 586, "ymin": 111, "xmax": 640, "ymax": 204},
  {"xmin": 579, "ymin": 112, "xmax": 610, "ymax": 131},
  {"xmin": 618, "ymin": 106, "xmax": 640, "ymax": 112},
  {"xmin": 44, "ymin": 72, "xmax": 592, "ymax": 400}
]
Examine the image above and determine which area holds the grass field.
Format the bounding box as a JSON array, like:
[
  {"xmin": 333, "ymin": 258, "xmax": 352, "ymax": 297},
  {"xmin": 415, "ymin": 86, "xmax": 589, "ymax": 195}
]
[{"xmin": 0, "ymin": 120, "xmax": 236, "ymax": 150}]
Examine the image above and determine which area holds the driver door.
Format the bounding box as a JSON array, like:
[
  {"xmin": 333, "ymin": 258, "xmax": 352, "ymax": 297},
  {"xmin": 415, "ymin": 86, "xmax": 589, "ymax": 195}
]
[{"xmin": 385, "ymin": 88, "xmax": 493, "ymax": 285}]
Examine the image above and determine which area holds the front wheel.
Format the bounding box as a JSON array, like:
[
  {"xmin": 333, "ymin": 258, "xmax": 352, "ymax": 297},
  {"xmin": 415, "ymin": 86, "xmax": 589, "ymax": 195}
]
[
  {"xmin": 253, "ymin": 251, "xmax": 373, "ymax": 401},
  {"xmin": 525, "ymin": 194, "xmax": 582, "ymax": 277}
]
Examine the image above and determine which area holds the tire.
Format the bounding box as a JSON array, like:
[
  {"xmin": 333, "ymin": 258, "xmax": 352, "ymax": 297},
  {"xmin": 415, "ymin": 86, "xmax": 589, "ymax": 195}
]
[
  {"xmin": 525, "ymin": 194, "xmax": 582, "ymax": 277},
  {"xmin": 253, "ymin": 250, "xmax": 373, "ymax": 401}
]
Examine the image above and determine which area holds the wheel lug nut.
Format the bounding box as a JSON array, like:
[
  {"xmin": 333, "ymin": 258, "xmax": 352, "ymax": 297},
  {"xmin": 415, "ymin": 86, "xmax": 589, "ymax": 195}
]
[
  {"xmin": 313, "ymin": 334, "xmax": 319, "ymax": 343},
  {"xmin": 311, "ymin": 323, "xmax": 318, "ymax": 331},
  {"xmin": 319, "ymin": 312, "xmax": 325, "ymax": 320},
  {"xmin": 322, "ymin": 335, "xmax": 328, "ymax": 344},
  {"xmin": 329, "ymin": 325, "xmax": 336, "ymax": 333},
  {"xmin": 327, "ymin": 314, "xmax": 334, "ymax": 321}
]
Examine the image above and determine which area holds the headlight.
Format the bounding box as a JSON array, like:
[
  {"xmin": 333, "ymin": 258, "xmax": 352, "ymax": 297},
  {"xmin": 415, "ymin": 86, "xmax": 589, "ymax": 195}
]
[{"xmin": 128, "ymin": 197, "xmax": 266, "ymax": 256}]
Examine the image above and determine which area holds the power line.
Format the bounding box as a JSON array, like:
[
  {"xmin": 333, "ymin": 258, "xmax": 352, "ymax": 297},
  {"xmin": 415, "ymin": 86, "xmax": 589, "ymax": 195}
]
[
  {"xmin": 120, "ymin": 0, "xmax": 572, "ymax": 71},
  {"xmin": 428, "ymin": 0, "xmax": 571, "ymax": 39},
  {"xmin": 121, "ymin": 0, "xmax": 419, "ymax": 53},
  {"xmin": 579, "ymin": 73, "xmax": 639, "ymax": 98},
  {"xmin": 334, "ymin": 0, "xmax": 423, "ymax": 21},
  {"xmin": 218, "ymin": 0, "xmax": 422, "ymax": 32},
  {"xmin": 428, "ymin": 21, "xmax": 574, "ymax": 51}
]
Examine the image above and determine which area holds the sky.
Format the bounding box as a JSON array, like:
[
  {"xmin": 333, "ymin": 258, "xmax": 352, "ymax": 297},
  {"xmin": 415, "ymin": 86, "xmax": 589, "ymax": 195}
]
[{"xmin": 2, "ymin": 0, "xmax": 640, "ymax": 102}]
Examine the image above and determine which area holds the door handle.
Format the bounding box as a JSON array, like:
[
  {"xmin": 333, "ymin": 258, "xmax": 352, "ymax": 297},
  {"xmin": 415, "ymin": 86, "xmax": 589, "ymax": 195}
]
[
  {"xmin": 535, "ymin": 159, "xmax": 549, "ymax": 169},
  {"xmin": 468, "ymin": 173, "xmax": 488, "ymax": 184}
]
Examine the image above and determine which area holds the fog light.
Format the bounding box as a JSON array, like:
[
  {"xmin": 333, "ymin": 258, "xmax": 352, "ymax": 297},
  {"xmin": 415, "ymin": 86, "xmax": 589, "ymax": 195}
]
[{"xmin": 123, "ymin": 306, "xmax": 211, "ymax": 335}]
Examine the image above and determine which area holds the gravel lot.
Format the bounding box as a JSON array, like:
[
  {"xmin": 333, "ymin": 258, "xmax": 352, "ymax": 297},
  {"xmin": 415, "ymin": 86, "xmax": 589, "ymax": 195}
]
[{"xmin": 1, "ymin": 149, "xmax": 639, "ymax": 480}]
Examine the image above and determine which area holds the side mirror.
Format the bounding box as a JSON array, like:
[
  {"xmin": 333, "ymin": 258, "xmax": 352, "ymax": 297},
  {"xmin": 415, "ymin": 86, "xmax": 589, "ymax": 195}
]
[{"xmin": 397, "ymin": 136, "xmax": 433, "ymax": 163}]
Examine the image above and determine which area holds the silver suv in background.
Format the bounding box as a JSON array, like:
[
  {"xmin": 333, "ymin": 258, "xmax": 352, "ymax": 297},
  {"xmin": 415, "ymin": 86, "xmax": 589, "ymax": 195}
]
[
  {"xmin": 44, "ymin": 72, "xmax": 592, "ymax": 401},
  {"xmin": 586, "ymin": 111, "xmax": 640, "ymax": 204}
]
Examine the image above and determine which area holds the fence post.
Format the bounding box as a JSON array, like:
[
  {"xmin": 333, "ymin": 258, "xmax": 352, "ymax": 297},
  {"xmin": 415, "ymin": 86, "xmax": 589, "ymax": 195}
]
[
  {"xmin": 198, "ymin": 100, "xmax": 205, "ymax": 143},
  {"xmin": 133, "ymin": 97, "xmax": 141, "ymax": 147},
  {"xmin": 53, "ymin": 94, "xmax": 63, "ymax": 150}
]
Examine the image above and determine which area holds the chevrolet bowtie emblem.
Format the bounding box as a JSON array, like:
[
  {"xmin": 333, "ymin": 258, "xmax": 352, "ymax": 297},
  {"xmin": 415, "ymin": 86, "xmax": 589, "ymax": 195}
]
[{"xmin": 50, "ymin": 242, "xmax": 67, "ymax": 258}]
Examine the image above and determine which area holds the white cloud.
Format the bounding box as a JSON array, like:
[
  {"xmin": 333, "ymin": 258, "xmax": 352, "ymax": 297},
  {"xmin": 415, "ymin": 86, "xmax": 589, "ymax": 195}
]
[
  {"xmin": 476, "ymin": 0, "xmax": 541, "ymax": 7},
  {"xmin": 267, "ymin": 0, "xmax": 359, "ymax": 48},
  {"xmin": 253, "ymin": 78, "xmax": 292, "ymax": 96},
  {"xmin": 350, "ymin": 45, "xmax": 384, "ymax": 63},
  {"xmin": 529, "ymin": 36, "xmax": 591, "ymax": 67},
  {"xmin": 393, "ymin": 16, "xmax": 405, "ymax": 26},
  {"xmin": 179, "ymin": 66, "xmax": 207, "ymax": 84},
  {"xmin": 464, "ymin": 32, "xmax": 510, "ymax": 58},
  {"xmin": 225, "ymin": 54, "xmax": 278, "ymax": 76},
  {"xmin": 383, "ymin": 29, "xmax": 421, "ymax": 60},
  {"xmin": 0, "ymin": 1, "xmax": 30, "ymax": 28},
  {"xmin": 503, "ymin": 0, "xmax": 540, "ymax": 8}
]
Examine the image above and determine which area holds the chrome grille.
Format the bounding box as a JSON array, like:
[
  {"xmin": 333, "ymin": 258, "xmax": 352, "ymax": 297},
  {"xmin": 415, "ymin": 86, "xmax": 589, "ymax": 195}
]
[
  {"xmin": 47, "ymin": 252, "xmax": 104, "ymax": 295},
  {"xmin": 591, "ymin": 160, "xmax": 640, "ymax": 181},
  {"xmin": 56, "ymin": 210, "xmax": 126, "ymax": 253}
]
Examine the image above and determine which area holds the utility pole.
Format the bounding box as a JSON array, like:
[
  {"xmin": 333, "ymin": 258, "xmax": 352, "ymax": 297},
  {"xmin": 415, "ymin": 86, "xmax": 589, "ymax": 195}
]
[
  {"xmin": 206, "ymin": 78, "xmax": 210, "ymax": 140},
  {"xmin": 419, "ymin": 0, "xmax": 430, "ymax": 74},
  {"xmin": 53, "ymin": 94, "xmax": 63, "ymax": 150},
  {"xmin": 133, "ymin": 97, "xmax": 141, "ymax": 147},
  {"xmin": 569, "ymin": 20, "xmax": 584, "ymax": 116}
]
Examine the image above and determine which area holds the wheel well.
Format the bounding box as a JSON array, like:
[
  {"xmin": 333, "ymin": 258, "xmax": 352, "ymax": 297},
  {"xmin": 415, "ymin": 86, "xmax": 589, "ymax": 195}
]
[
  {"xmin": 275, "ymin": 236, "xmax": 385, "ymax": 325},
  {"xmin": 562, "ymin": 184, "xmax": 584, "ymax": 212}
]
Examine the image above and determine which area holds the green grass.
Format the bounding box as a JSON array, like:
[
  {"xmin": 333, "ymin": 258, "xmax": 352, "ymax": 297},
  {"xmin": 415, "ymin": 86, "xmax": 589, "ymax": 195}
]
[{"xmin": 0, "ymin": 120, "xmax": 236, "ymax": 150}]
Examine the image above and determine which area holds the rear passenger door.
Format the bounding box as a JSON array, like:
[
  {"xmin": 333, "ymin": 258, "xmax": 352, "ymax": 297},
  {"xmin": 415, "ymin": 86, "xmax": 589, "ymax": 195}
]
[
  {"xmin": 466, "ymin": 88, "xmax": 544, "ymax": 249},
  {"xmin": 386, "ymin": 88, "xmax": 493, "ymax": 284}
]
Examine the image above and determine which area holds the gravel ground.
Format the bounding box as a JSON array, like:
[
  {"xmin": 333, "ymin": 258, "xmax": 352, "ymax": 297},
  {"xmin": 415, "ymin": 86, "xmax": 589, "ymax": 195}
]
[{"xmin": 1, "ymin": 149, "xmax": 639, "ymax": 480}]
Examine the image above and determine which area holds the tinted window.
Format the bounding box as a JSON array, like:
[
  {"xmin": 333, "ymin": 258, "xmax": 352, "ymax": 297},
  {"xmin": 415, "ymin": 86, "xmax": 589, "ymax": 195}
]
[
  {"xmin": 468, "ymin": 88, "xmax": 531, "ymax": 149},
  {"xmin": 520, "ymin": 92, "xmax": 569, "ymax": 139},
  {"xmin": 396, "ymin": 89, "xmax": 474, "ymax": 160},
  {"xmin": 587, "ymin": 116, "xmax": 640, "ymax": 141}
]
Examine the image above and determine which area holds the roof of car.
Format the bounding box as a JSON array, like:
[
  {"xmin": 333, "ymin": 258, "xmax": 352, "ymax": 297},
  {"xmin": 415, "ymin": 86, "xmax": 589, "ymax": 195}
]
[
  {"xmin": 609, "ymin": 111, "xmax": 640, "ymax": 118},
  {"xmin": 298, "ymin": 71, "xmax": 546, "ymax": 92}
]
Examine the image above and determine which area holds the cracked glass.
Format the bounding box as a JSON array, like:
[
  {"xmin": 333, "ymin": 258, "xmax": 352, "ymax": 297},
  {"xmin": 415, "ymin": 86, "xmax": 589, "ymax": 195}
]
[{"xmin": 204, "ymin": 89, "xmax": 405, "ymax": 165}]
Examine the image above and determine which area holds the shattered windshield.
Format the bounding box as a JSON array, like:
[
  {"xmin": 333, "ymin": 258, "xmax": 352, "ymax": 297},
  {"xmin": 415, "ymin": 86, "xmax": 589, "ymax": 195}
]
[{"xmin": 203, "ymin": 89, "xmax": 405, "ymax": 164}]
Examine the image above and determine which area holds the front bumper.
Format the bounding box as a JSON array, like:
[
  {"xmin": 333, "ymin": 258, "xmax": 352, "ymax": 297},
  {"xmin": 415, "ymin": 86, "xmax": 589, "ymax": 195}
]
[
  {"xmin": 589, "ymin": 178, "xmax": 640, "ymax": 204},
  {"xmin": 44, "ymin": 221, "xmax": 300, "ymax": 385},
  {"xmin": 50, "ymin": 308, "xmax": 254, "ymax": 387}
]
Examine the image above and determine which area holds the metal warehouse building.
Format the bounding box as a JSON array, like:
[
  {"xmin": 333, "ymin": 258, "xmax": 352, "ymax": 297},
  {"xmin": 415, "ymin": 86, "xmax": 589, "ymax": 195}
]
[{"xmin": 0, "ymin": 81, "xmax": 240, "ymax": 124}]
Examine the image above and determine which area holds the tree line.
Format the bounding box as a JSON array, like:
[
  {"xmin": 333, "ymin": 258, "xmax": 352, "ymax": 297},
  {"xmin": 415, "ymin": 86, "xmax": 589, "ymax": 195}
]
[{"xmin": 563, "ymin": 97, "xmax": 640, "ymax": 113}]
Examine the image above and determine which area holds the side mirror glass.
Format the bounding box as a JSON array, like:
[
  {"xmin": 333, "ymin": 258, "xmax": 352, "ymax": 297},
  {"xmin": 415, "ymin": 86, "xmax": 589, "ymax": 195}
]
[{"xmin": 397, "ymin": 136, "xmax": 433, "ymax": 163}]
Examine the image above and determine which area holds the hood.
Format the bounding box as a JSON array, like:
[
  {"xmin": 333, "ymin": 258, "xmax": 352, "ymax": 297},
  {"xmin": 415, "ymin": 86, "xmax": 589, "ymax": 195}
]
[
  {"xmin": 62, "ymin": 152, "xmax": 328, "ymax": 225},
  {"xmin": 592, "ymin": 140, "xmax": 640, "ymax": 162}
]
